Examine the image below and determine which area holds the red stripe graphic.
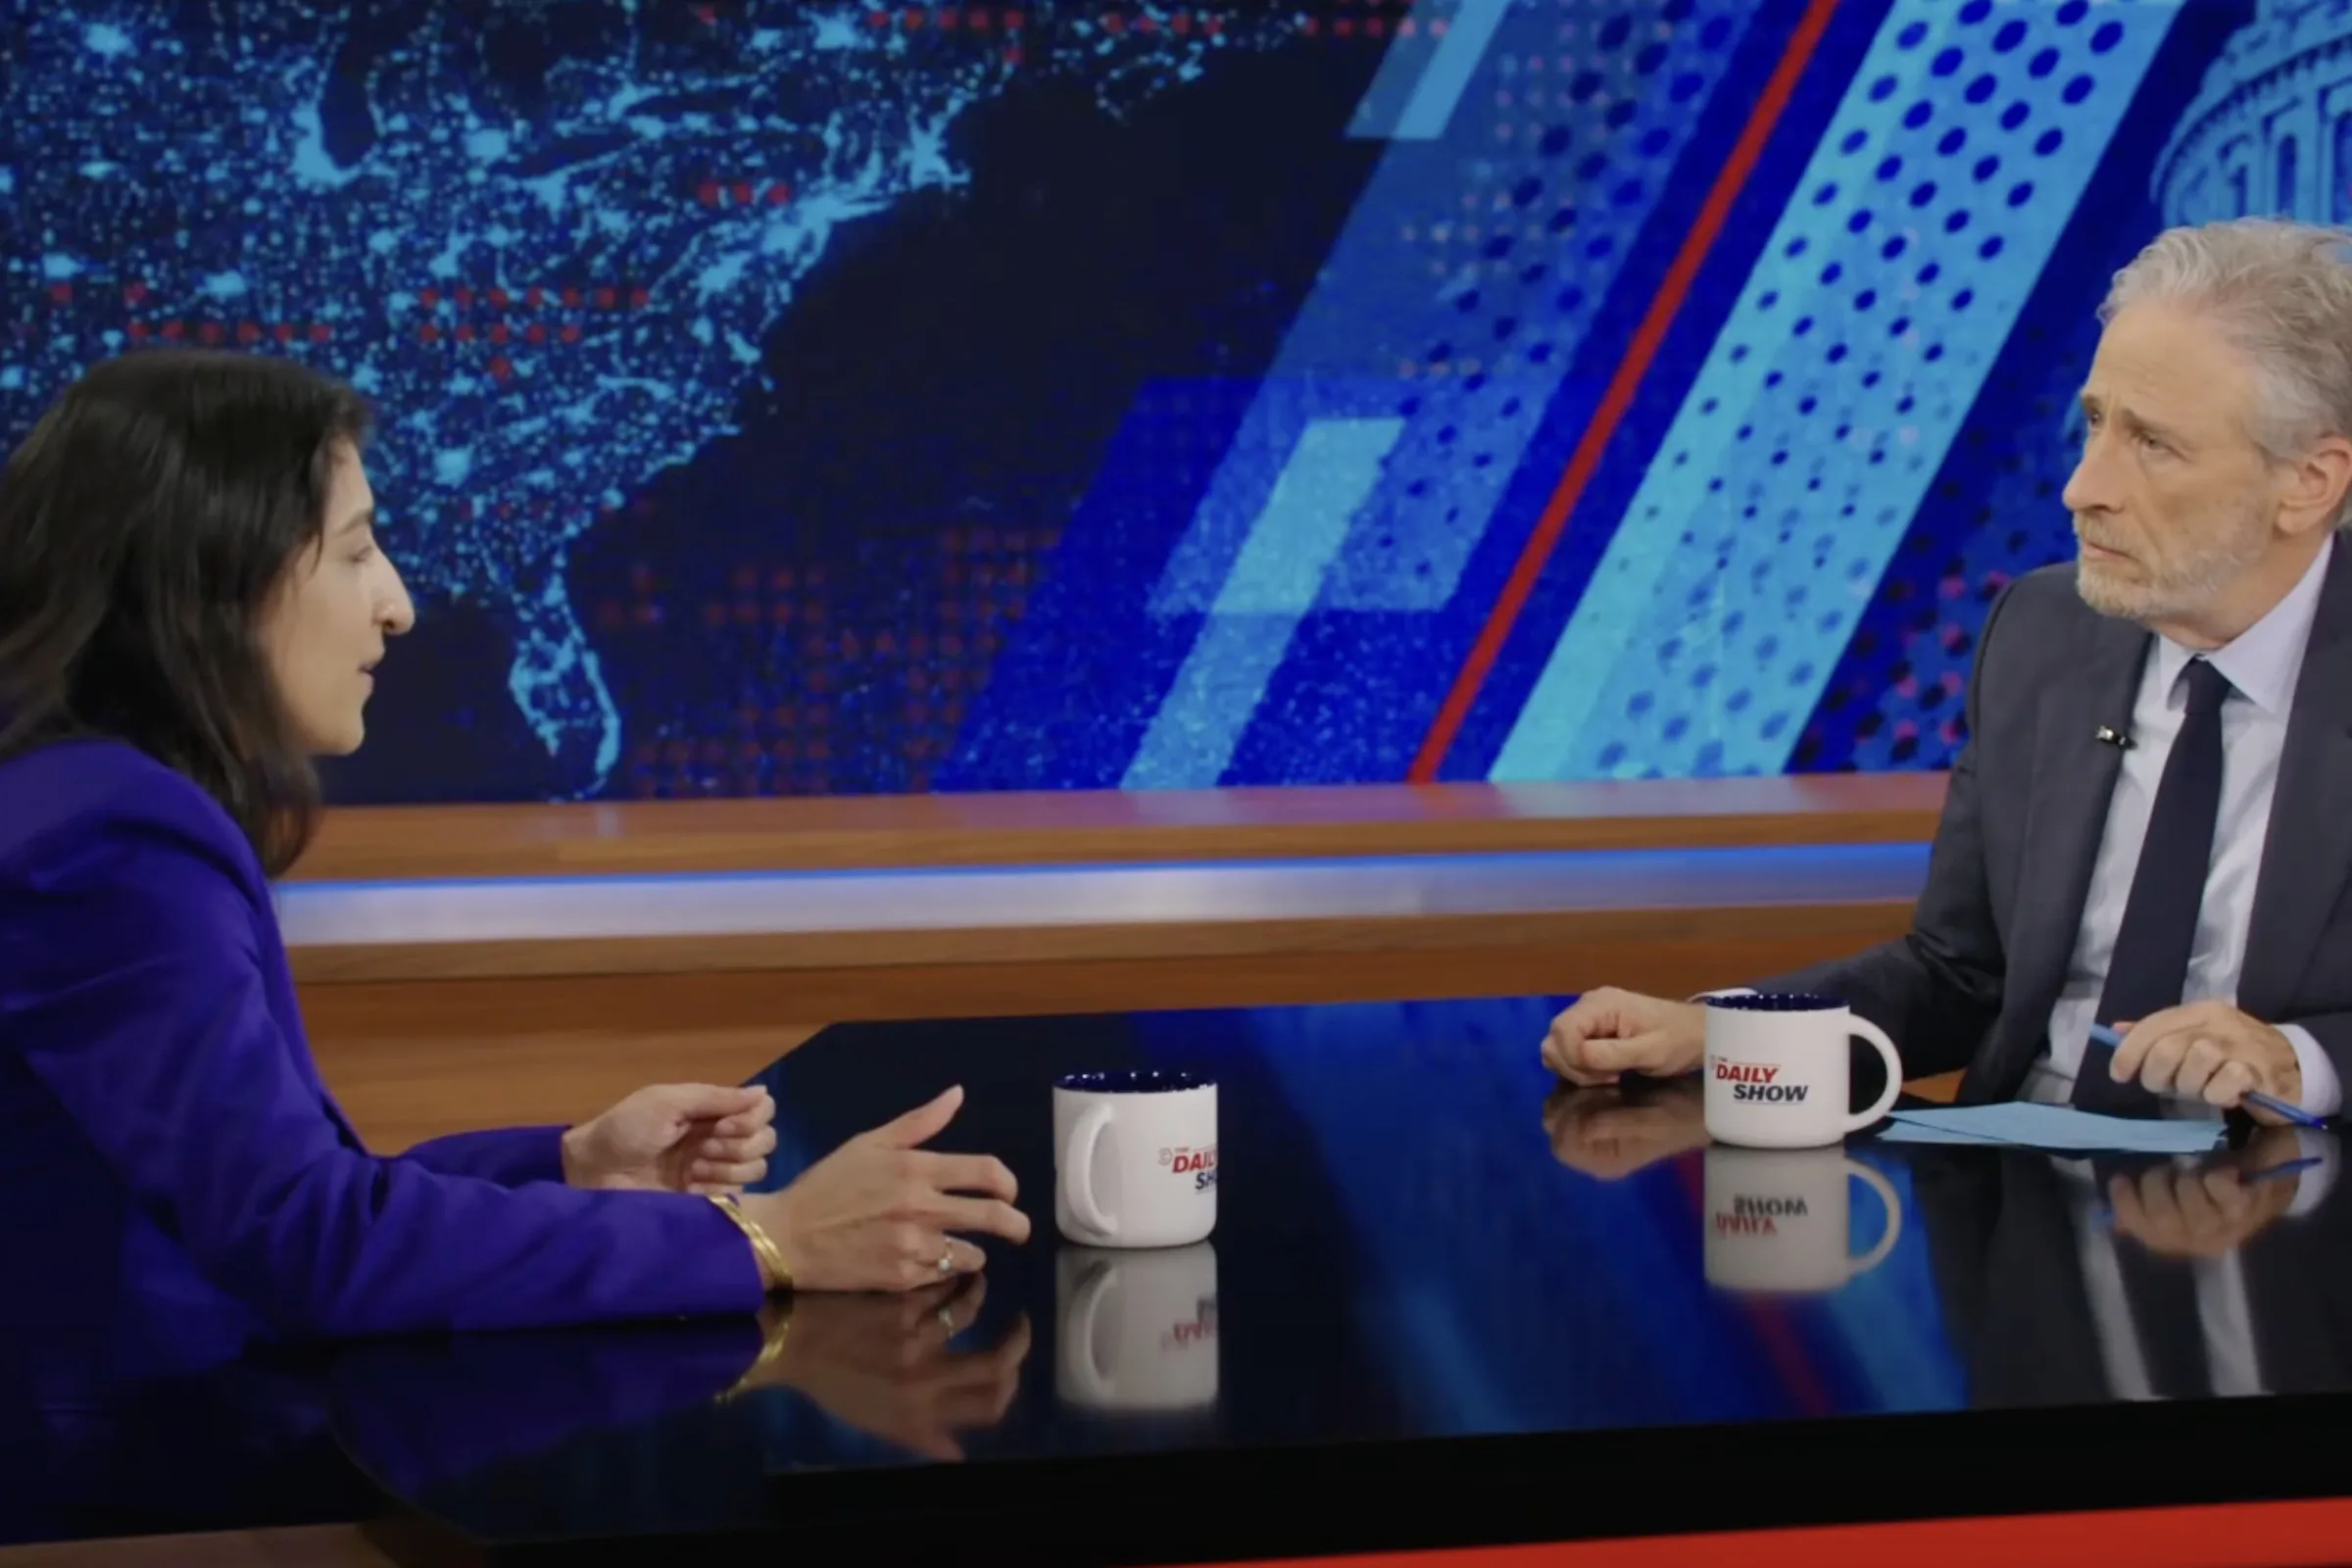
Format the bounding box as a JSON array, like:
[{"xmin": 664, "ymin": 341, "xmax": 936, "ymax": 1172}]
[
  {"xmin": 1407, "ymin": 0, "xmax": 1844, "ymax": 783},
  {"xmin": 1181, "ymin": 1496, "xmax": 2352, "ymax": 1568}
]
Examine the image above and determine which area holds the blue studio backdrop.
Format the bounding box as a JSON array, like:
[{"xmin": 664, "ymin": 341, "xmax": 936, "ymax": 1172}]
[{"xmin": 0, "ymin": 0, "xmax": 2311, "ymax": 802}]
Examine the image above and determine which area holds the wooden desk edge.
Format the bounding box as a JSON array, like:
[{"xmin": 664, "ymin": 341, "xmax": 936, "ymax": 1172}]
[
  {"xmin": 1904, "ymin": 1069, "xmax": 1965, "ymax": 1104},
  {"xmin": 0, "ymin": 1524, "xmax": 392, "ymax": 1566},
  {"xmin": 292, "ymin": 776, "xmax": 1948, "ymax": 882},
  {"xmin": 286, "ymin": 900, "xmax": 1920, "ymax": 984}
]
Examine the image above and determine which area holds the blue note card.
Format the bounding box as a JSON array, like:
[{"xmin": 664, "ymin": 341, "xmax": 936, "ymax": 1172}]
[{"xmin": 1878, "ymin": 1103, "xmax": 2227, "ymax": 1154}]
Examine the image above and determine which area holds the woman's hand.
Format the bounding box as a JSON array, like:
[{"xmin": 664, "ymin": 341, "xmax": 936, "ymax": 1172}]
[
  {"xmin": 744, "ymin": 1277, "xmax": 1033, "ymax": 1460},
  {"xmin": 562, "ymin": 1083, "xmax": 777, "ymax": 1194},
  {"xmin": 738, "ymin": 1085, "xmax": 1030, "ymax": 1293}
]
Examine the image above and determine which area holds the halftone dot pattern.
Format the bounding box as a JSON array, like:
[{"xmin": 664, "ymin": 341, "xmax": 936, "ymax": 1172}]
[
  {"xmin": 1322, "ymin": 0, "xmax": 1759, "ymax": 612},
  {"xmin": 1799, "ymin": 325, "xmax": 2091, "ymax": 773},
  {"xmin": 1120, "ymin": 0, "xmax": 1764, "ymax": 788},
  {"xmin": 602, "ymin": 523, "xmax": 1051, "ymax": 799},
  {"xmin": 1489, "ymin": 0, "xmax": 2180, "ymax": 782},
  {"xmin": 1149, "ymin": 0, "xmax": 1762, "ymax": 619},
  {"xmin": 1808, "ymin": 0, "xmax": 2285, "ymax": 775}
]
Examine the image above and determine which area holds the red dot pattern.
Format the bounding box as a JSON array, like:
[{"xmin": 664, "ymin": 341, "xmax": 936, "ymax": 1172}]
[
  {"xmin": 399, "ymin": 282, "xmax": 657, "ymax": 380},
  {"xmin": 845, "ymin": 5, "xmax": 1399, "ymax": 43},
  {"xmin": 604, "ymin": 521, "xmax": 1056, "ymax": 797},
  {"xmin": 42, "ymin": 280, "xmax": 340, "ymax": 348}
]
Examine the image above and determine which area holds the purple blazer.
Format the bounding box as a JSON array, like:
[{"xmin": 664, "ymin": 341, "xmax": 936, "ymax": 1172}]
[{"xmin": 0, "ymin": 738, "xmax": 765, "ymax": 1341}]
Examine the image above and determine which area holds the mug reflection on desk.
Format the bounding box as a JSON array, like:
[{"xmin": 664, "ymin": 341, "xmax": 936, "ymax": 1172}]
[
  {"xmin": 1702, "ymin": 1147, "xmax": 1904, "ymax": 1296},
  {"xmin": 1054, "ymin": 1243, "xmax": 1219, "ymax": 1413}
]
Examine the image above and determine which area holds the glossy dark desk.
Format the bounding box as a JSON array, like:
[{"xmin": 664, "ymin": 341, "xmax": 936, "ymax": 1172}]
[
  {"xmin": 14, "ymin": 996, "xmax": 2352, "ymax": 1565},
  {"xmin": 318, "ymin": 997, "xmax": 2352, "ymax": 1565}
]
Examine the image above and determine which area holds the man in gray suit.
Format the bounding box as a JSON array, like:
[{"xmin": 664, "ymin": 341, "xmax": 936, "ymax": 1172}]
[{"xmin": 1544, "ymin": 218, "xmax": 2352, "ymax": 1125}]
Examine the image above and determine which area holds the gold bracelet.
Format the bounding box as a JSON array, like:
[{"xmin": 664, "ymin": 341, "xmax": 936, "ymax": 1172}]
[
  {"xmin": 721, "ymin": 1306, "xmax": 792, "ymax": 1402},
  {"xmin": 708, "ymin": 1193, "xmax": 793, "ymax": 1293}
]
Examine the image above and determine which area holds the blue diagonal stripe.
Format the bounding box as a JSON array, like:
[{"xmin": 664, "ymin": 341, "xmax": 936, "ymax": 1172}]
[
  {"xmin": 1393, "ymin": 0, "xmax": 1515, "ymax": 141},
  {"xmin": 1123, "ymin": 416, "xmax": 1403, "ymax": 788},
  {"xmin": 1492, "ymin": 0, "xmax": 2180, "ymax": 782},
  {"xmin": 1150, "ymin": 0, "xmax": 1769, "ymax": 622}
]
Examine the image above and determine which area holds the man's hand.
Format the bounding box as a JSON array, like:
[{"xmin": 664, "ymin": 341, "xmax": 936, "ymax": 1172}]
[
  {"xmin": 561, "ymin": 1083, "xmax": 778, "ymax": 1194},
  {"xmin": 1541, "ymin": 988, "xmax": 1707, "ymax": 1086},
  {"xmin": 2106, "ymin": 1128, "xmax": 2310, "ymax": 1259},
  {"xmin": 1544, "ymin": 1079, "xmax": 1709, "ymax": 1181},
  {"xmin": 2108, "ymin": 1002, "xmax": 2303, "ymax": 1120}
]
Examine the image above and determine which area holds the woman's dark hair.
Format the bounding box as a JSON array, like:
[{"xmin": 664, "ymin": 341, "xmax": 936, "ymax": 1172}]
[{"xmin": 0, "ymin": 349, "xmax": 373, "ymax": 876}]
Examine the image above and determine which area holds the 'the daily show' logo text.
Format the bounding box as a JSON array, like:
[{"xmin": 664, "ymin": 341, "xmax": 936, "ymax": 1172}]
[
  {"xmin": 1159, "ymin": 1145, "xmax": 1219, "ymax": 1191},
  {"xmin": 1714, "ymin": 1059, "xmax": 1808, "ymax": 1103},
  {"xmin": 1715, "ymin": 1195, "xmax": 1809, "ymax": 1236},
  {"xmin": 1163, "ymin": 1296, "xmax": 1219, "ymax": 1350}
]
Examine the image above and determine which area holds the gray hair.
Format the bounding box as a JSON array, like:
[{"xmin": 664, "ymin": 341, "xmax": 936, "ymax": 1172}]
[{"xmin": 2101, "ymin": 219, "xmax": 2352, "ymax": 525}]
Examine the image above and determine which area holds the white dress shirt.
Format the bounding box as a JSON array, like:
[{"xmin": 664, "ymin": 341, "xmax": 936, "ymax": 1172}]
[{"xmin": 2021, "ymin": 534, "xmax": 2341, "ymax": 1118}]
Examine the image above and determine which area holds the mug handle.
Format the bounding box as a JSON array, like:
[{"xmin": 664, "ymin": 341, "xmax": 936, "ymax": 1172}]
[
  {"xmin": 1067, "ymin": 1260, "xmax": 1116, "ymax": 1402},
  {"xmin": 1062, "ymin": 1103, "xmax": 1118, "ymax": 1239},
  {"xmin": 1840, "ymin": 1015, "xmax": 1904, "ymax": 1134},
  {"xmin": 1840, "ymin": 1159, "xmax": 1904, "ymax": 1279}
]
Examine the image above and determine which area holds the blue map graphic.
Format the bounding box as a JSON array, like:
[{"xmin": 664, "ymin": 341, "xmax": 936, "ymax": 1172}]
[{"xmin": 0, "ymin": 1, "xmax": 1293, "ymax": 794}]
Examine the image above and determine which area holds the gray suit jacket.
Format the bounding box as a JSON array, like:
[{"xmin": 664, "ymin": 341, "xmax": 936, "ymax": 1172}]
[{"xmin": 1761, "ymin": 544, "xmax": 2352, "ymax": 1104}]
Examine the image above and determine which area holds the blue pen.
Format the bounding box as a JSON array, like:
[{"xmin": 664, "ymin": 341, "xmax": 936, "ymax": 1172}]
[
  {"xmin": 2086, "ymin": 1022, "xmax": 2330, "ymax": 1130},
  {"xmin": 2243, "ymin": 1090, "xmax": 2331, "ymax": 1131},
  {"xmin": 2245, "ymin": 1154, "xmax": 2327, "ymax": 1188}
]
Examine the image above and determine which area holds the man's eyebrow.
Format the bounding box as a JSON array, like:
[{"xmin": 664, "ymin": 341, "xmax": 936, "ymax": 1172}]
[
  {"xmin": 2078, "ymin": 392, "xmax": 2184, "ymax": 446},
  {"xmin": 333, "ymin": 506, "xmax": 376, "ymax": 536},
  {"xmin": 2116, "ymin": 406, "xmax": 2185, "ymax": 445}
]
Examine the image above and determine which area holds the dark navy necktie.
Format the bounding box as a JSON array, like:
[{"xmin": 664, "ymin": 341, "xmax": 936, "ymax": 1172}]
[
  {"xmin": 2074, "ymin": 659, "xmax": 2232, "ymax": 1118},
  {"xmin": 2088, "ymin": 1159, "xmax": 2212, "ymax": 1399}
]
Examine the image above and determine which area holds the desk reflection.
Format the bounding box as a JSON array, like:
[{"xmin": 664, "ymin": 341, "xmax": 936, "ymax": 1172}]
[
  {"xmin": 1897, "ymin": 1133, "xmax": 2352, "ymax": 1406},
  {"xmin": 1540, "ymin": 1073, "xmax": 2351, "ymax": 1404},
  {"xmin": 1700, "ymin": 1145, "xmax": 1903, "ymax": 1294},
  {"xmin": 333, "ymin": 1279, "xmax": 1031, "ymax": 1487},
  {"xmin": 765, "ymin": 1279, "xmax": 1031, "ymax": 1460},
  {"xmin": 1055, "ymin": 1243, "xmax": 1219, "ymax": 1415},
  {"xmin": 1543, "ymin": 1076, "xmax": 1713, "ymax": 1180}
]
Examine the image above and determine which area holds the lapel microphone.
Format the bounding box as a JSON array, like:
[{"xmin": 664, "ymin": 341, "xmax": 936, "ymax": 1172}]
[{"xmin": 2094, "ymin": 724, "xmax": 2133, "ymax": 750}]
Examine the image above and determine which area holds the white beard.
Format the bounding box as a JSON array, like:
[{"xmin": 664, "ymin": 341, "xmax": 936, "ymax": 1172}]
[{"xmin": 2074, "ymin": 502, "xmax": 2270, "ymax": 622}]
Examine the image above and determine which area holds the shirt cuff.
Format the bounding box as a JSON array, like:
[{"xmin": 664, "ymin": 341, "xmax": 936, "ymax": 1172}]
[
  {"xmin": 2284, "ymin": 1126, "xmax": 2339, "ymax": 1218},
  {"xmin": 1690, "ymin": 988, "xmax": 1755, "ymax": 1003},
  {"xmin": 2279, "ymin": 1024, "xmax": 2341, "ymax": 1117},
  {"xmin": 2275, "ymin": 1026, "xmax": 2338, "ymax": 1218}
]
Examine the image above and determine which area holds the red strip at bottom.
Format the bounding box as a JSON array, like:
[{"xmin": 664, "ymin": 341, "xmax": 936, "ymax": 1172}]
[{"xmin": 1189, "ymin": 1497, "xmax": 2352, "ymax": 1568}]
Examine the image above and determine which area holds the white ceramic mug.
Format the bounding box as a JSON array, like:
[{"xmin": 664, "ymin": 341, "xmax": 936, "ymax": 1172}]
[
  {"xmin": 1054, "ymin": 1070, "xmax": 1217, "ymax": 1249},
  {"xmin": 1701, "ymin": 993, "xmax": 1902, "ymax": 1149},
  {"xmin": 1054, "ymin": 1242, "xmax": 1219, "ymax": 1411},
  {"xmin": 1702, "ymin": 1146, "xmax": 1904, "ymax": 1295}
]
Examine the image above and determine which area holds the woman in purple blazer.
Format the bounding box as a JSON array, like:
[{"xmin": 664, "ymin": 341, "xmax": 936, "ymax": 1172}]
[{"xmin": 0, "ymin": 350, "xmax": 1030, "ymax": 1341}]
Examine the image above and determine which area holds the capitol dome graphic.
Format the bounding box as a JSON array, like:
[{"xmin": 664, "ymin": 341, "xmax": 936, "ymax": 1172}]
[{"xmin": 2157, "ymin": 0, "xmax": 2352, "ymax": 224}]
